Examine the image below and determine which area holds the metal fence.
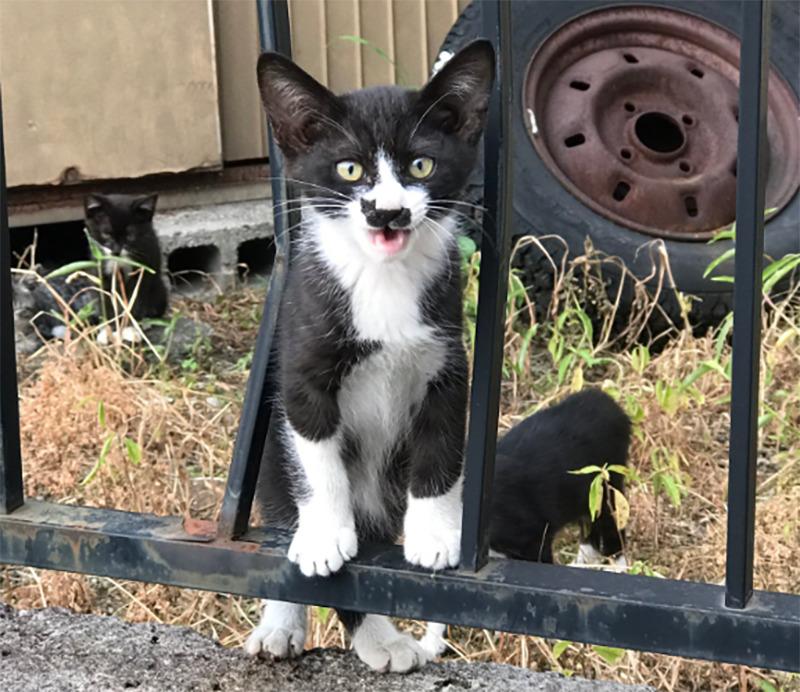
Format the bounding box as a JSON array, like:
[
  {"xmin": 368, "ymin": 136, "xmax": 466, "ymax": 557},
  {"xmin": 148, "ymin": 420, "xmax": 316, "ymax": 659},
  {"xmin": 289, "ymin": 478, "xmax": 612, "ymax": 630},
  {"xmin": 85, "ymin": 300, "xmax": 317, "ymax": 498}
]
[{"xmin": 1, "ymin": 0, "xmax": 798, "ymax": 674}]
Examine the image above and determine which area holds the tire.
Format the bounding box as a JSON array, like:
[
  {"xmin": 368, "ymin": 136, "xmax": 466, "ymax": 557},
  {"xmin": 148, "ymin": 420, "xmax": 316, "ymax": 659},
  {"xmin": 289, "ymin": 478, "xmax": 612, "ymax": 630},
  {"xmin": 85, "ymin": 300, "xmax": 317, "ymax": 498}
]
[{"xmin": 438, "ymin": 1, "xmax": 800, "ymax": 332}]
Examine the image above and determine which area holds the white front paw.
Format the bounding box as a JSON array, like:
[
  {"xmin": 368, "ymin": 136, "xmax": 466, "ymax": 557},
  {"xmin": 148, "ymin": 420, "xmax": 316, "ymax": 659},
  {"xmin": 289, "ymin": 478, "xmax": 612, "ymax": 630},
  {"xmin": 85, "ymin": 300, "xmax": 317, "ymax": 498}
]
[
  {"xmin": 404, "ymin": 524, "xmax": 460, "ymax": 571},
  {"xmin": 403, "ymin": 482, "xmax": 462, "ymax": 571},
  {"xmin": 288, "ymin": 515, "xmax": 358, "ymax": 577}
]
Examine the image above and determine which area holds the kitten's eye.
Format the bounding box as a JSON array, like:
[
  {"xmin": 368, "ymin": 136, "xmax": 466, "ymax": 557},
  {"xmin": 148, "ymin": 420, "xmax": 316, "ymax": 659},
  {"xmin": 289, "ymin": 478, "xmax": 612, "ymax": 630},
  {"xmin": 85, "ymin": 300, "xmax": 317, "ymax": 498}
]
[
  {"xmin": 409, "ymin": 157, "xmax": 435, "ymax": 179},
  {"xmin": 336, "ymin": 161, "xmax": 363, "ymax": 182}
]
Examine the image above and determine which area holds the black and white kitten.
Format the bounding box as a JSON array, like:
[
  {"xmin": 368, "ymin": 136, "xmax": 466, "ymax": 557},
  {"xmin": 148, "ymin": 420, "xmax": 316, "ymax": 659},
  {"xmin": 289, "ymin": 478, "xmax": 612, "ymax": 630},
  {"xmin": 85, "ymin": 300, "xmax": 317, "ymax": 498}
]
[
  {"xmin": 422, "ymin": 388, "xmax": 632, "ymax": 656},
  {"xmin": 84, "ymin": 193, "xmax": 168, "ymax": 325},
  {"xmin": 244, "ymin": 42, "xmax": 494, "ymax": 672},
  {"xmin": 12, "ymin": 269, "xmax": 96, "ymax": 353}
]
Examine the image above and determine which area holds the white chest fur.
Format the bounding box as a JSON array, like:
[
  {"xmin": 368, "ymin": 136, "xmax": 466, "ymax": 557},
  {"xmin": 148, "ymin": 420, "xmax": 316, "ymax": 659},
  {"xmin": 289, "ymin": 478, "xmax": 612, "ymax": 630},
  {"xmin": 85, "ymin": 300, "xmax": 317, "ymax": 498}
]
[{"xmin": 340, "ymin": 338, "xmax": 447, "ymax": 524}]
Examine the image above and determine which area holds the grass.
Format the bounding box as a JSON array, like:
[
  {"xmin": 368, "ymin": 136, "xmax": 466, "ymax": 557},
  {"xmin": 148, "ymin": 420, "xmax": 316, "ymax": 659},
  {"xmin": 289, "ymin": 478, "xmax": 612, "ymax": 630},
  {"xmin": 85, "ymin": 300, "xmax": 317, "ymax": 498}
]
[{"xmin": 2, "ymin": 239, "xmax": 799, "ymax": 692}]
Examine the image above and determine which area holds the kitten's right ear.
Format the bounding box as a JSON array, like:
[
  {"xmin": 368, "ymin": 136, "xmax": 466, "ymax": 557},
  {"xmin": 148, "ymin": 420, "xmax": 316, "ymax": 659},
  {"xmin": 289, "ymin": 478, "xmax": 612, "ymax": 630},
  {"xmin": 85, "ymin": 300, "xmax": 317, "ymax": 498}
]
[
  {"xmin": 256, "ymin": 52, "xmax": 341, "ymax": 156},
  {"xmin": 84, "ymin": 194, "xmax": 104, "ymax": 218}
]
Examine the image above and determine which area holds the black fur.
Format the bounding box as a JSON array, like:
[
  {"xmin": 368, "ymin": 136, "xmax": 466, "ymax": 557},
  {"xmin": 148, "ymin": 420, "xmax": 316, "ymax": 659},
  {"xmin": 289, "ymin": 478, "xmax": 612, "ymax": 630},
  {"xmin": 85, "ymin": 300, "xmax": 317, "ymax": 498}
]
[
  {"xmin": 84, "ymin": 192, "xmax": 168, "ymax": 320},
  {"xmin": 489, "ymin": 389, "xmax": 631, "ymax": 563}
]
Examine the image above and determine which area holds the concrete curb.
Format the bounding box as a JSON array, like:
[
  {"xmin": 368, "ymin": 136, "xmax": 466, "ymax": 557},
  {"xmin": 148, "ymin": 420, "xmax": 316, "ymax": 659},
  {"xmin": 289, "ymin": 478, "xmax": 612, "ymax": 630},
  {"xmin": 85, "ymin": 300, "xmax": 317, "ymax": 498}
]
[{"xmin": 0, "ymin": 605, "xmax": 654, "ymax": 692}]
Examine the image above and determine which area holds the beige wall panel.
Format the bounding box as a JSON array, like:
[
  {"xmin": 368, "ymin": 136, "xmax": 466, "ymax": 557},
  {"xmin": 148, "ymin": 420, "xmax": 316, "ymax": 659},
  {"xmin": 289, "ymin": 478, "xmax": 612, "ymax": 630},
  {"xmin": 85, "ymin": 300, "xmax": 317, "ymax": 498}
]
[
  {"xmin": 359, "ymin": 0, "xmax": 395, "ymax": 88},
  {"xmin": 289, "ymin": 0, "xmax": 328, "ymax": 85},
  {"xmin": 457, "ymin": 0, "xmax": 470, "ymax": 13},
  {"xmin": 214, "ymin": 0, "xmax": 267, "ymax": 162},
  {"xmin": 0, "ymin": 0, "xmax": 222, "ymax": 187},
  {"xmin": 425, "ymin": 0, "xmax": 458, "ymax": 72},
  {"xmin": 392, "ymin": 0, "xmax": 428, "ymax": 87},
  {"xmin": 325, "ymin": 0, "xmax": 362, "ymax": 93}
]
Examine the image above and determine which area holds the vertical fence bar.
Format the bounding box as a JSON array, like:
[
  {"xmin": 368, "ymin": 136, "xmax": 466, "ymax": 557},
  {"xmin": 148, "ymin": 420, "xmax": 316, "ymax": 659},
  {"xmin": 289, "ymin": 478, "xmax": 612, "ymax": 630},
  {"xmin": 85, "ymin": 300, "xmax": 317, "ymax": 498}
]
[
  {"xmin": 0, "ymin": 90, "xmax": 25, "ymax": 514},
  {"xmin": 217, "ymin": 0, "xmax": 294, "ymax": 539},
  {"xmin": 460, "ymin": 0, "xmax": 514, "ymax": 571},
  {"xmin": 725, "ymin": 0, "xmax": 771, "ymax": 609}
]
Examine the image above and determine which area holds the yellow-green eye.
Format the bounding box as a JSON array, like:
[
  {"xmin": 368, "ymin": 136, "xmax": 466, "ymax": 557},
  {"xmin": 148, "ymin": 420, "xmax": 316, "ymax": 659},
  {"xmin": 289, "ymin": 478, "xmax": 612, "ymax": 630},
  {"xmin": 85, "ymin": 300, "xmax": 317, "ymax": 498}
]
[
  {"xmin": 409, "ymin": 157, "xmax": 434, "ymax": 179},
  {"xmin": 336, "ymin": 160, "xmax": 363, "ymax": 182}
]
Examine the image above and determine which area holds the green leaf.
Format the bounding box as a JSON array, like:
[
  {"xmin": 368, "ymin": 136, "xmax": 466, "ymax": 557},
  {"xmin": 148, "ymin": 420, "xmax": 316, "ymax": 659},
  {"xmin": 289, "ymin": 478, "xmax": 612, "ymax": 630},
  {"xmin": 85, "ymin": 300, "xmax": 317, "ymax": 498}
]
[
  {"xmin": 592, "ymin": 645, "xmax": 625, "ymax": 665},
  {"xmin": 316, "ymin": 606, "xmax": 331, "ymax": 625},
  {"xmin": 81, "ymin": 434, "xmax": 114, "ymax": 486},
  {"xmin": 588, "ymin": 474, "xmax": 604, "ymax": 521},
  {"xmin": 606, "ymin": 465, "xmax": 629, "ymax": 478},
  {"xmin": 630, "ymin": 344, "xmax": 650, "ymax": 374},
  {"xmin": 45, "ymin": 260, "xmax": 99, "ymax": 279},
  {"xmin": 97, "ymin": 400, "xmax": 106, "ymax": 428},
  {"xmin": 123, "ymin": 437, "xmax": 142, "ymax": 465},
  {"xmin": 661, "ymin": 474, "xmax": 683, "ymax": 508},
  {"xmin": 756, "ymin": 680, "xmax": 778, "ymax": 692},
  {"xmin": 515, "ymin": 324, "xmax": 538, "ymax": 375},
  {"xmin": 569, "ymin": 465, "xmax": 603, "ymax": 476},
  {"xmin": 710, "ymin": 276, "xmax": 735, "ymax": 283},
  {"xmin": 708, "ymin": 226, "xmax": 735, "ymax": 244},
  {"xmin": 611, "ymin": 487, "xmax": 630, "ymax": 530},
  {"xmin": 552, "ymin": 640, "xmax": 571, "ymax": 660},
  {"xmin": 457, "ymin": 235, "xmax": 477, "ymax": 263},
  {"xmin": 557, "ymin": 353, "xmax": 575, "ymax": 385},
  {"xmin": 703, "ymin": 247, "xmax": 735, "ymax": 278},
  {"xmin": 763, "ymin": 253, "xmax": 800, "ymax": 293}
]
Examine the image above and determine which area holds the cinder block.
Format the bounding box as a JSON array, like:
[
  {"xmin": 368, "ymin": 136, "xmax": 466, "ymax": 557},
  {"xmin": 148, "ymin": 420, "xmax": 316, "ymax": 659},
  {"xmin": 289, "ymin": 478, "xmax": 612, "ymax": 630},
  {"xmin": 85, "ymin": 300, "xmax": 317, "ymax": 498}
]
[{"xmin": 156, "ymin": 198, "xmax": 274, "ymax": 295}]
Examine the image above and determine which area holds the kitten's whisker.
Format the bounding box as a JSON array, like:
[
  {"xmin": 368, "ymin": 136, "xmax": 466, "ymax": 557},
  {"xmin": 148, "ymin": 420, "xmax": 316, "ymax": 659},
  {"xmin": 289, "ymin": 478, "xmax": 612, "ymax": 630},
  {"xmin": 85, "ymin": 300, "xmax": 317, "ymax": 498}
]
[
  {"xmin": 264, "ymin": 176, "xmax": 354, "ymax": 202},
  {"xmin": 431, "ymin": 198, "xmax": 488, "ymax": 213},
  {"xmin": 409, "ymin": 90, "xmax": 457, "ymax": 142},
  {"xmin": 306, "ymin": 109, "xmax": 361, "ymax": 149},
  {"xmin": 426, "ymin": 205, "xmax": 498, "ymax": 254}
]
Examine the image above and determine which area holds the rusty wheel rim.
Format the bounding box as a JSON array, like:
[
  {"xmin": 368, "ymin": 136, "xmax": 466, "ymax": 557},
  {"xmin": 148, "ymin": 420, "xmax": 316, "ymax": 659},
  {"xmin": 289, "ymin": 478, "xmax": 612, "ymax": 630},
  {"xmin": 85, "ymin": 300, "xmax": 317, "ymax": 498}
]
[{"xmin": 524, "ymin": 6, "xmax": 800, "ymax": 240}]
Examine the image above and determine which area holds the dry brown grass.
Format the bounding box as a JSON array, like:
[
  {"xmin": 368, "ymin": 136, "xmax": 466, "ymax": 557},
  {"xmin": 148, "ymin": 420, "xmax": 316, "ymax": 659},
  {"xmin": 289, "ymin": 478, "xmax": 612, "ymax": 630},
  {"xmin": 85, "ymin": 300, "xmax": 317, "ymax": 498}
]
[{"xmin": 2, "ymin": 250, "xmax": 798, "ymax": 691}]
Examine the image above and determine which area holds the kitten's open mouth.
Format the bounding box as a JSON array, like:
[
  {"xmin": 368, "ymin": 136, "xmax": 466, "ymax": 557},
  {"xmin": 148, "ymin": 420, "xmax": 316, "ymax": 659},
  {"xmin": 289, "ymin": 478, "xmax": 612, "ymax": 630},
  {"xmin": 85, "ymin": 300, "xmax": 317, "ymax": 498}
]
[{"xmin": 368, "ymin": 226, "xmax": 411, "ymax": 256}]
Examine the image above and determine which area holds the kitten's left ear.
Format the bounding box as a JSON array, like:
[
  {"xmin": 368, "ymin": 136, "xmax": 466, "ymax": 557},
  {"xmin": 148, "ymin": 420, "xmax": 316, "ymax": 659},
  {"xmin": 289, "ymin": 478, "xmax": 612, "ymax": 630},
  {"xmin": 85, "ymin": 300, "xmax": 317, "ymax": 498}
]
[
  {"xmin": 135, "ymin": 194, "xmax": 158, "ymax": 220},
  {"xmin": 417, "ymin": 40, "xmax": 495, "ymax": 144}
]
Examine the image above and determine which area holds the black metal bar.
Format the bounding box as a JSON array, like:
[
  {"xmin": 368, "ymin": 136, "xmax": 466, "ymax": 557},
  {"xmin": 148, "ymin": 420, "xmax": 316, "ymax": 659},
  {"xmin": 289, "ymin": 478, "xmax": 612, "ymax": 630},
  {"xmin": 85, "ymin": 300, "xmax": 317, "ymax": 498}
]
[
  {"xmin": 217, "ymin": 0, "xmax": 295, "ymax": 539},
  {"xmin": 725, "ymin": 0, "xmax": 771, "ymax": 610},
  {"xmin": 460, "ymin": 0, "xmax": 514, "ymax": 571},
  {"xmin": 1, "ymin": 501, "xmax": 798, "ymax": 672},
  {"xmin": 0, "ymin": 89, "xmax": 25, "ymax": 515}
]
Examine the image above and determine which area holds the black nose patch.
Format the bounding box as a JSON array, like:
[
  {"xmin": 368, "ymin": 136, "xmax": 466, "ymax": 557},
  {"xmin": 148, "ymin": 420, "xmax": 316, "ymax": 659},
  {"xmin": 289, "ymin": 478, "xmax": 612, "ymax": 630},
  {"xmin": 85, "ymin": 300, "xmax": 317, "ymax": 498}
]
[{"xmin": 361, "ymin": 199, "xmax": 411, "ymax": 228}]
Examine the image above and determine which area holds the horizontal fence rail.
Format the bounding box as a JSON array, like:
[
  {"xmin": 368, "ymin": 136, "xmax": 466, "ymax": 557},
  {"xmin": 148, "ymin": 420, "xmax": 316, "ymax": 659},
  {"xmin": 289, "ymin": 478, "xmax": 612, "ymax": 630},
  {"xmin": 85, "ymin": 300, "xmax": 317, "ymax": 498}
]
[{"xmin": 0, "ymin": 0, "xmax": 798, "ymax": 675}]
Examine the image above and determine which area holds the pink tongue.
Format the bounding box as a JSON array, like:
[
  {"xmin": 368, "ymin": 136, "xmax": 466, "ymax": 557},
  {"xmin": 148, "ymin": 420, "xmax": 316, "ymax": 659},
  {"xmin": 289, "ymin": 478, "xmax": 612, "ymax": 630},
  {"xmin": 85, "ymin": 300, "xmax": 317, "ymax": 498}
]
[{"xmin": 370, "ymin": 228, "xmax": 407, "ymax": 255}]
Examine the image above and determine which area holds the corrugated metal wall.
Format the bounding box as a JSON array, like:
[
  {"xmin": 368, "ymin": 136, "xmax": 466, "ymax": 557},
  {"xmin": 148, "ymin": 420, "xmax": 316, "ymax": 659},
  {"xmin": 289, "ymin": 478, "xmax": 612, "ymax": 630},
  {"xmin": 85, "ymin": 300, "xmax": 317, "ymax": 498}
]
[
  {"xmin": 1, "ymin": 0, "xmax": 467, "ymax": 186},
  {"xmin": 289, "ymin": 0, "xmax": 470, "ymax": 90}
]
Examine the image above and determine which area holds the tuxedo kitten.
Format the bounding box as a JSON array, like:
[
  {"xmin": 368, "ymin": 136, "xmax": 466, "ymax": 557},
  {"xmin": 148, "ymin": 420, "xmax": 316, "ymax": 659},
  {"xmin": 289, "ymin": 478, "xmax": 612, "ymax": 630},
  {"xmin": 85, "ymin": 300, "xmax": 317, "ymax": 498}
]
[
  {"xmin": 12, "ymin": 270, "xmax": 96, "ymax": 353},
  {"xmin": 84, "ymin": 193, "xmax": 168, "ymax": 321},
  {"xmin": 243, "ymin": 41, "xmax": 494, "ymax": 673},
  {"xmin": 421, "ymin": 388, "xmax": 631, "ymax": 657}
]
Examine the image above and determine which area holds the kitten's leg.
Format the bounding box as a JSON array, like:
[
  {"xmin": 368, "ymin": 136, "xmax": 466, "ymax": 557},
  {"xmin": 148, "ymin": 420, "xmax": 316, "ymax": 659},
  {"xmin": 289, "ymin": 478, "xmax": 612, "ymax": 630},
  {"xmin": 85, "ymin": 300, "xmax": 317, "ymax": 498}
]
[
  {"xmin": 244, "ymin": 600, "xmax": 307, "ymax": 659},
  {"xmin": 570, "ymin": 542, "xmax": 604, "ymax": 566},
  {"xmin": 404, "ymin": 348, "xmax": 468, "ymax": 571},
  {"xmin": 339, "ymin": 610, "xmax": 429, "ymax": 673},
  {"xmin": 287, "ymin": 429, "xmax": 357, "ymax": 577},
  {"xmin": 419, "ymin": 622, "xmax": 448, "ymax": 658}
]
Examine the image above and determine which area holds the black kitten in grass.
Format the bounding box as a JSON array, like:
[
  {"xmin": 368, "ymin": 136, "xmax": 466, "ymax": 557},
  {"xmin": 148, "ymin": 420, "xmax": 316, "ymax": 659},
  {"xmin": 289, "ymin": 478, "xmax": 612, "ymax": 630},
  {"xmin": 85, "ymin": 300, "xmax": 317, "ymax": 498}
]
[
  {"xmin": 12, "ymin": 193, "xmax": 167, "ymax": 352},
  {"xmin": 84, "ymin": 193, "xmax": 168, "ymax": 323},
  {"xmin": 421, "ymin": 388, "xmax": 631, "ymax": 656}
]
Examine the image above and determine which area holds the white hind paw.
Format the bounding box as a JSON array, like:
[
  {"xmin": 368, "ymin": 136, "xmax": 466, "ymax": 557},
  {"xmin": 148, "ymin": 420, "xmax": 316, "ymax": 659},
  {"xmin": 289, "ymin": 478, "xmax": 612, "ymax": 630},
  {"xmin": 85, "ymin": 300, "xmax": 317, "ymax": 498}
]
[
  {"xmin": 244, "ymin": 600, "xmax": 307, "ymax": 659},
  {"xmin": 352, "ymin": 615, "xmax": 430, "ymax": 673},
  {"xmin": 419, "ymin": 622, "xmax": 448, "ymax": 658},
  {"xmin": 244, "ymin": 625, "xmax": 305, "ymax": 659}
]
